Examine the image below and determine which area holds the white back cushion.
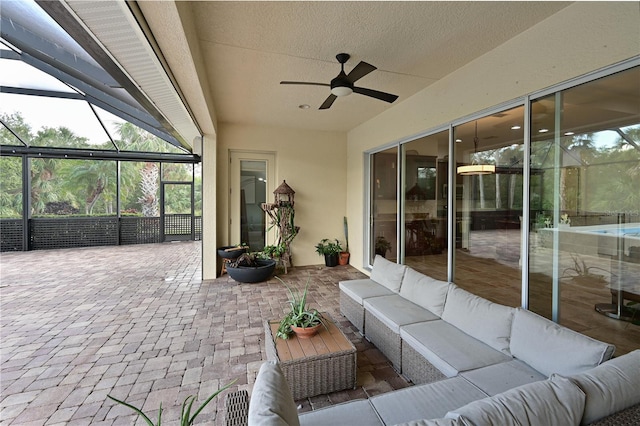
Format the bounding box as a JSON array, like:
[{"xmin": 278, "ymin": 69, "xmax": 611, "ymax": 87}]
[
  {"xmin": 570, "ymin": 349, "xmax": 640, "ymax": 425},
  {"xmin": 248, "ymin": 361, "xmax": 300, "ymax": 426},
  {"xmin": 446, "ymin": 375, "xmax": 586, "ymax": 426},
  {"xmin": 370, "ymin": 255, "xmax": 407, "ymax": 293},
  {"xmin": 510, "ymin": 308, "xmax": 615, "ymax": 377},
  {"xmin": 399, "ymin": 267, "xmax": 450, "ymax": 317},
  {"xmin": 441, "ymin": 285, "xmax": 515, "ymax": 355}
]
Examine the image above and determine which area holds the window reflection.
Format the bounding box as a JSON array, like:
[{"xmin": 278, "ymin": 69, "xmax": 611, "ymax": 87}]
[{"xmin": 528, "ymin": 67, "xmax": 640, "ymax": 354}]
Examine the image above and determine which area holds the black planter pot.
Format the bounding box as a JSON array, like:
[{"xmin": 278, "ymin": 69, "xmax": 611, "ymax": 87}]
[
  {"xmin": 324, "ymin": 253, "xmax": 339, "ymax": 267},
  {"xmin": 226, "ymin": 259, "xmax": 276, "ymax": 283},
  {"xmin": 217, "ymin": 245, "xmax": 247, "ymax": 260}
]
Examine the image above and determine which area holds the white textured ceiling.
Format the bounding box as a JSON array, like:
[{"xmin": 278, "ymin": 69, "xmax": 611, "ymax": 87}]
[{"xmin": 154, "ymin": 1, "xmax": 572, "ymax": 133}]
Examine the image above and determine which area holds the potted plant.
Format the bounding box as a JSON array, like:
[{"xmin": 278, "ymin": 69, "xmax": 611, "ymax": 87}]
[
  {"xmin": 375, "ymin": 236, "xmax": 392, "ymax": 258},
  {"xmin": 275, "ymin": 276, "xmax": 326, "ymax": 339},
  {"xmin": 315, "ymin": 238, "xmax": 342, "ymax": 267},
  {"xmin": 339, "ymin": 217, "xmax": 350, "ymax": 265},
  {"xmin": 263, "ymin": 242, "xmax": 288, "ymax": 272},
  {"xmin": 226, "ymin": 252, "xmax": 276, "ymax": 283}
]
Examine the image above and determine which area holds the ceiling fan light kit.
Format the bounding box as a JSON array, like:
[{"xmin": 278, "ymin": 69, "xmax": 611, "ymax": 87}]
[{"xmin": 281, "ymin": 53, "xmax": 398, "ymax": 109}]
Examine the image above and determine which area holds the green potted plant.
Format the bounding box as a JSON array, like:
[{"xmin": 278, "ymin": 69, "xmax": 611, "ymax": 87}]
[
  {"xmin": 375, "ymin": 236, "xmax": 392, "ymax": 258},
  {"xmin": 275, "ymin": 276, "xmax": 326, "ymax": 339},
  {"xmin": 315, "ymin": 238, "xmax": 342, "ymax": 267},
  {"xmin": 262, "ymin": 242, "xmax": 288, "ymax": 272}
]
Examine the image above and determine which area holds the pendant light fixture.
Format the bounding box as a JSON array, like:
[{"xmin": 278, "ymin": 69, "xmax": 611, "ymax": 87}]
[{"xmin": 457, "ymin": 121, "xmax": 496, "ymax": 175}]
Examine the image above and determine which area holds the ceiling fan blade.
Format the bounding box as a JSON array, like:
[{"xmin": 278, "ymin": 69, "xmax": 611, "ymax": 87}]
[
  {"xmin": 347, "ymin": 61, "xmax": 376, "ymax": 83},
  {"xmin": 353, "ymin": 86, "xmax": 398, "ymax": 103},
  {"xmin": 280, "ymin": 81, "xmax": 330, "ymax": 87},
  {"xmin": 319, "ymin": 94, "xmax": 337, "ymax": 110}
]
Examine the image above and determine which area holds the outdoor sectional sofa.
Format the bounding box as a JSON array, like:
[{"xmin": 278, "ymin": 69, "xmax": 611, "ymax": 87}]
[{"xmin": 232, "ymin": 255, "xmax": 640, "ymax": 425}]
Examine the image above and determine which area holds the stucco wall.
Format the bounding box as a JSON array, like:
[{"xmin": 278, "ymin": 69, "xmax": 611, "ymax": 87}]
[
  {"xmin": 346, "ymin": 2, "xmax": 640, "ymax": 273},
  {"xmin": 216, "ymin": 123, "xmax": 348, "ymax": 267}
]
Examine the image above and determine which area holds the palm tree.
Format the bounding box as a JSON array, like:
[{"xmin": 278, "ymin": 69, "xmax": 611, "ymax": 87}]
[{"xmin": 116, "ymin": 123, "xmax": 161, "ymax": 217}]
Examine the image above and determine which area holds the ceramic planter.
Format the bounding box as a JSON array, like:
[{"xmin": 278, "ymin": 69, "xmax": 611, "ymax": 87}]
[
  {"xmin": 226, "ymin": 259, "xmax": 276, "ymax": 283},
  {"xmin": 291, "ymin": 323, "xmax": 322, "ymax": 339}
]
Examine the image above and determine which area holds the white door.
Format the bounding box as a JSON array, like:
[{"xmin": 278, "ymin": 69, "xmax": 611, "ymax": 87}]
[{"xmin": 229, "ymin": 151, "xmax": 276, "ymax": 250}]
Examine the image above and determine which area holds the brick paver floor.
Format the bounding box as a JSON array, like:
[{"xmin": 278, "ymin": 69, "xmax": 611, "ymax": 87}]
[{"xmin": 1, "ymin": 242, "xmax": 409, "ymax": 425}]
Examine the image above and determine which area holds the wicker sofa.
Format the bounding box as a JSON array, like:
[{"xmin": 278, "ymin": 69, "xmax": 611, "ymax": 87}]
[
  {"xmin": 231, "ymin": 256, "xmax": 640, "ymax": 425},
  {"xmin": 243, "ymin": 351, "xmax": 640, "ymax": 425}
]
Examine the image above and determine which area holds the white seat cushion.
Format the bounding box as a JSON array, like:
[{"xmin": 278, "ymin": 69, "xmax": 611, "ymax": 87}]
[
  {"xmin": 401, "ymin": 320, "xmax": 512, "ymax": 378},
  {"xmin": 248, "ymin": 361, "xmax": 300, "ymax": 426},
  {"xmin": 441, "ymin": 285, "xmax": 516, "ymax": 355},
  {"xmin": 460, "ymin": 359, "xmax": 546, "ymax": 396},
  {"xmin": 510, "ymin": 308, "xmax": 615, "ymax": 377},
  {"xmin": 299, "ymin": 399, "xmax": 383, "ymax": 426},
  {"xmin": 370, "ymin": 376, "xmax": 487, "ymax": 425},
  {"xmin": 399, "ymin": 267, "xmax": 450, "ymax": 317},
  {"xmin": 370, "ymin": 255, "xmax": 407, "ymax": 292},
  {"xmin": 364, "ymin": 294, "xmax": 439, "ymax": 333},
  {"xmin": 339, "ymin": 279, "xmax": 393, "ymax": 304},
  {"xmin": 570, "ymin": 349, "xmax": 640, "ymax": 425},
  {"xmin": 446, "ymin": 375, "xmax": 586, "ymax": 426}
]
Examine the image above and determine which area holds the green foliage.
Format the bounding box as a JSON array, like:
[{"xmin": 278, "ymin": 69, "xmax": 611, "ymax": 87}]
[
  {"xmin": 263, "ymin": 243, "xmax": 287, "ymax": 259},
  {"xmin": 314, "ymin": 238, "xmax": 343, "ymax": 256},
  {"xmin": 375, "ymin": 236, "xmax": 391, "ymax": 254},
  {"xmin": 275, "ymin": 276, "xmax": 325, "ymax": 339},
  {"xmin": 107, "ymin": 379, "xmax": 236, "ymax": 426}
]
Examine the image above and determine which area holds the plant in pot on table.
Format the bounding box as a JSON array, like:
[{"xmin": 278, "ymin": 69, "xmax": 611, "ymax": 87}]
[
  {"xmin": 315, "ymin": 238, "xmax": 343, "ymax": 267},
  {"xmin": 276, "ymin": 276, "xmax": 326, "ymax": 340}
]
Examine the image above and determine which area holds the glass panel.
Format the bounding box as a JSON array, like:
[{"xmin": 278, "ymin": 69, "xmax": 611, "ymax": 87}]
[
  {"xmin": 0, "ymin": 115, "xmax": 25, "ymax": 146},
  {"xmin": 120, "ymin": 161, "xmax": 160, "ymax": 217},
  {"xmin": 453, "ymin": 106, "xmax": 525, "ymax": 306},
  {"xmin": 162, "ymin": 163, "xmax": 193, "ymax": 182},
  {"xmin": 30, "ymin": 158, "xmax": 116, "ymax": 216},
  {"xmin": 114, "ymin": 122, "xmax": 186, "ymax": 154},
  {"xmin": 371, "ymin": 147, "xmax": 398, "ymax": 263},
  {"xmin": 529, "ymin": 67, "xmax": 640, "ymax": 354},
  {"xmin": 0, "ymin": 93, "xmax": 112, "ymax": 147},
  {"xmin": 240, "ymin": 160, "xmax": 267, "ymax": 251},
  {"xmin": 403, "ymin": 131, "xmax": 447, "ymax": 281},
  {"xmin": 0, "ymin": 156, "xmax": 23, "ymax": 217},
  {"xmin": 164, "ymin": 183, "xmax": 192, "ymax": 215},
  {"xmin": 0, "ymin": 57, "xmax": 76, "ymax": 92},
  {"xmin": 194, "ymin": 163, "xmax": 202, "ymax": 217}
]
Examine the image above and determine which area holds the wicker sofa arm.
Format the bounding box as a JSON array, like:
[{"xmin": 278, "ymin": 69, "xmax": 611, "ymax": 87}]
[
  {"xmin": 588, "ymin": 403, "xmax": 640, "ymax": 426},
  {"xmin": 225, "ymin": 389, "xmax": 249, "ymax": 426}
]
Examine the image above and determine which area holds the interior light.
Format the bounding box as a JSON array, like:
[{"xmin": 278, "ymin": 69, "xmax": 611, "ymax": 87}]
[
  {"xmin": 539, "ymin": 128, "xmax": 549, "ymax": 133},
  {"xmin": 564, "ymin": 131, "xmax": 575, "ymax": 136},
  {"xmin": 455, "ymin": 138, "xmax": 462, "ymax": 143},
  {"xmin": 457, "ymin": 164, "xmax": 496, "ymax": 175},
  {"xmin": 331, "ymin": 86, "xmax": 353, "ymax": 97},
  {"xmin": 511, "ymin": 125, "xmax": 521, "ymax": 130},
  {"xmin": 456, "ymin": 121, "xmax": 496, "ymax": 176}
]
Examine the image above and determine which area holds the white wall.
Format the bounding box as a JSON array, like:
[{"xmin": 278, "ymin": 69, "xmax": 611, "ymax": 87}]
[
  {"xmin": 345, "ymin": 2, "xmax": 640, "ymax": 273},
  {"xmin": 216, "ymin": 123, "xmax": 348, "ymax": 267}
]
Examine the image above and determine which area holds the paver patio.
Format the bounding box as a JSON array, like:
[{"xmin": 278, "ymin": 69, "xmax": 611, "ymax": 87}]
[{"xmin": 1, "ymin": 242, "xmax": 409, "ymax": 425}]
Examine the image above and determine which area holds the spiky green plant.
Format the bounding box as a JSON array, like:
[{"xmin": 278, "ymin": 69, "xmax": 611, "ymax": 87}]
[
  {"xmin": 107, "ymin": 379, "xmax": 236, "ymax": 425},
  {"xmin": 275, "ymin": 276, "xmax": 325, "ymax": 339}
]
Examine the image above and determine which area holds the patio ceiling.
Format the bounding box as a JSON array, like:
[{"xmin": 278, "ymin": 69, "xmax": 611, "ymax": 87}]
[{"xmin": 133, "ymin": 1, "xmax": 572, "ymax": 133}]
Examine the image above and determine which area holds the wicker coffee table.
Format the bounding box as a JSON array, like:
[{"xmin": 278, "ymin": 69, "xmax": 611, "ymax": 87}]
[{"xmin": 264, "ymin": 315, "xmax": 357, "ymax": 400}]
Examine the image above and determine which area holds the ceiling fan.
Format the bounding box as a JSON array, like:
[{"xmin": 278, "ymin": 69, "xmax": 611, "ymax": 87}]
[{"xmin": 281, "ymin": 53, "xmax": 399, "ymax": 110}]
